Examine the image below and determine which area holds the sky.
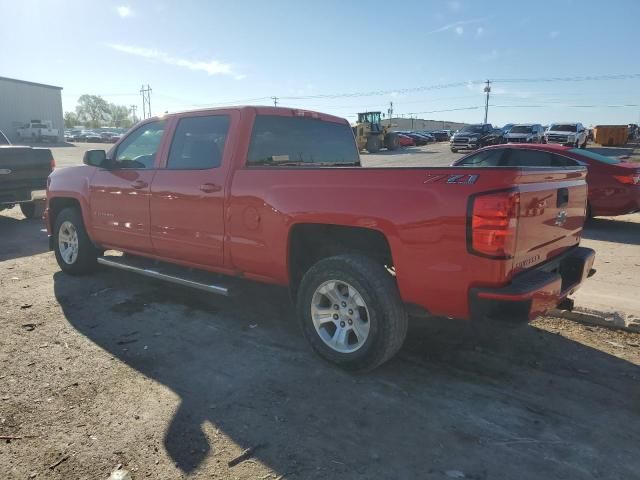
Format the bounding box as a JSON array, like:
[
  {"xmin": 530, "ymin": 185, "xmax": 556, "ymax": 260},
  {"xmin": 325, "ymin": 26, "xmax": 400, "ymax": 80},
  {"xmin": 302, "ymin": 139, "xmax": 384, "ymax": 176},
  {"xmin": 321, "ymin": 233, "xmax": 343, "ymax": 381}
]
[{"xmin": 1, "ymin": 0, "xmax": 639, "ymax": 127}]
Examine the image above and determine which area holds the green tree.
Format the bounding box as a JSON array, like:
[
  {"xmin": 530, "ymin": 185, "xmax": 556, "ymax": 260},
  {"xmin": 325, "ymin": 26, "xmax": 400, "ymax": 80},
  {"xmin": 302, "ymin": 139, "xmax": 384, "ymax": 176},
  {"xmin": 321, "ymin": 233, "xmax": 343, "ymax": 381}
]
[
  {"xmin": 75, "ymin": 95, "xmax": 110, "ymax": 128},
  {"xmin": 64, "ymin": 111, "xmax": 79, "ymax": 128},
  {"xmin": 107, "ymin": 103, "xmax": 133, "ymax": 128}
]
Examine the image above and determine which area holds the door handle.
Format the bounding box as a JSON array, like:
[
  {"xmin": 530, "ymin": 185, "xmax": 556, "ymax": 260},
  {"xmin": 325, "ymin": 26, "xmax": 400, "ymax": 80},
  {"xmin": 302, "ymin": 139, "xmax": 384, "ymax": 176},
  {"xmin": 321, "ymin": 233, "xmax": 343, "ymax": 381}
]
[
  {"xmin": 199, "ymin": 183, "xmax": 222, "ymax": 193},
  {"xmin": 131, "ymin": 180, "xmax": 148, "ymax": 190}
]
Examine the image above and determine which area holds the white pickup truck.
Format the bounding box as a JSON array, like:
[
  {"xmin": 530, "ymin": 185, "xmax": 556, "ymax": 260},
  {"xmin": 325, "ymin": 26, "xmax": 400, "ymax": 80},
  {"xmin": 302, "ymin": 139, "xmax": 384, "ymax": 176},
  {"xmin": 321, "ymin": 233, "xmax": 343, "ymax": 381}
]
[
  {"xmin": 544, "ymin": 122, "xmax": 588, "ymax": 148},
  {"xmin": 17, "ymin": 120, "xmax": 59, "ymax": 143}
]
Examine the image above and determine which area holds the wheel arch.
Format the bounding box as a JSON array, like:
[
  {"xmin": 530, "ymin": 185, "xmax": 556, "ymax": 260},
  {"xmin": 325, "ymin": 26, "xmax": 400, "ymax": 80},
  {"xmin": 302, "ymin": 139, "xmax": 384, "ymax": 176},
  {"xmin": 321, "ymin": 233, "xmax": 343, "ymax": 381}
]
[{"xmin": 287, "ymin": 223, "xmax": 394, "ymax": 297}]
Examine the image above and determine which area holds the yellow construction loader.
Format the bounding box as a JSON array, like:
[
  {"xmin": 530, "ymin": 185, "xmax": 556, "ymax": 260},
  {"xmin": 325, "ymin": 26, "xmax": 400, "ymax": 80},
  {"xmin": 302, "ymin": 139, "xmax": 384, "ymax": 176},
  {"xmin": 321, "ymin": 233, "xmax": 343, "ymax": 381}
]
[{"xmin": 353, "ymin": 112, "xmax": 400, "ymax": 153}]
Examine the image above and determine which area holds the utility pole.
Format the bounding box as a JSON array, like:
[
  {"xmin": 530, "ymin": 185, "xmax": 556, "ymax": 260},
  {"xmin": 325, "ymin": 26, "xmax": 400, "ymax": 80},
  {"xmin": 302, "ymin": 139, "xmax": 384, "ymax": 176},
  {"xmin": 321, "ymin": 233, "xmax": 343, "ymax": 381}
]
[
  {"xmin": 483, "ymin": 80, "xmax": 491, "ymax": 124},
  {"xmin": 130, "ymin": 105, "xmax": 138, "ymax": 123},
  {"xmin": 271, "ymin": 96, "xmax": 278, "ymax": 107},
  {"xmin": 140, "ymin": 84, "xmax": 152, "ymax": 119},
  {"xmin": 387, "ymin": 101, "xmax": 394, "ymax": 120}
]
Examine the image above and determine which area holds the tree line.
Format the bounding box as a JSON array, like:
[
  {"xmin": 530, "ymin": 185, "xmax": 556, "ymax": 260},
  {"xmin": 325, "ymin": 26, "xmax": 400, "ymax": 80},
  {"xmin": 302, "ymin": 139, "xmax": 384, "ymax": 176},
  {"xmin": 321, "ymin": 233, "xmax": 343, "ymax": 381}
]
[{"xmin": 64, "ymin": 95, "xmax": 134, "ymax": 129}]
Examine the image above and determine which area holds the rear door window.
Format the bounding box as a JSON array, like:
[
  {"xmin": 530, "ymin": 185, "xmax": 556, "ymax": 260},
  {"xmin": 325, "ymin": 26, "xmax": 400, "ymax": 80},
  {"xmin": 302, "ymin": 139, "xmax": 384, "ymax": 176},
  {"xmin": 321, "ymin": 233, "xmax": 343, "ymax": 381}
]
[
  {"xmin": 167, "ymin": 115, "xmax": 230, "ymax": 169},
  {"xmin": 247, "ymin": 115, "xmax": 360, "ymax": 166}
]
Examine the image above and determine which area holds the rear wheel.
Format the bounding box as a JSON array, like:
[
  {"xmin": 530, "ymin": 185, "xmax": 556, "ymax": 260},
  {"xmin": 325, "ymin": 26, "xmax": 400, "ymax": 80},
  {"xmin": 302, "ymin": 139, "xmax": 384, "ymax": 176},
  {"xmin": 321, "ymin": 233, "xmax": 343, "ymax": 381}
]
[
  {"xmin": 297, "ymin": 254, "xmax": 408, "ymax": 371},
  {"xmin": 384, "ymin": 132, "xmax": 400, "ymax": 151},
  {"xmin": 366, "ymin": 136, "xmax": 381, "ymax": 153},
  {"xmin": 53, "ymin": 207, "xmax": 100, "ymax": 275},
  {"xmin": 19, "ymin": 201, "xmax": 43, "ymax": 219},
  {"xmin": 580, "ymin": 138, "xmax": 587, "ymax": 149}
]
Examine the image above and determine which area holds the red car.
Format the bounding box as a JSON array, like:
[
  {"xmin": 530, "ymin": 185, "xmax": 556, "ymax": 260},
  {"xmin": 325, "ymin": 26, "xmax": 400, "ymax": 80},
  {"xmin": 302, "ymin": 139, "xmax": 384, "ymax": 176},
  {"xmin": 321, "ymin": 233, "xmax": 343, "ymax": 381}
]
[
  {"xmin": 452, "ymin": 143, "xmax": 640, "ymax": 217},
  {"xmin": 397, "ymin": 133, "xmax": 415, "ymax": 147},
  {"xmin": 45, "ymin": 106, "xmax": 595, "ymax": 370}
]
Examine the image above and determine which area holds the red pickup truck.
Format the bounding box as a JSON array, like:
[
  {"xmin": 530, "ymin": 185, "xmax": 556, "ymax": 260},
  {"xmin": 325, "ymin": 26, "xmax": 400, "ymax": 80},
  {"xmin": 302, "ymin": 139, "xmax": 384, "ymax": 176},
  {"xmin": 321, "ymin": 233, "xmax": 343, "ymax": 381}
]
[{"xmin": 45, "ymin": 106, "xmax": 595, "ymax": 370}]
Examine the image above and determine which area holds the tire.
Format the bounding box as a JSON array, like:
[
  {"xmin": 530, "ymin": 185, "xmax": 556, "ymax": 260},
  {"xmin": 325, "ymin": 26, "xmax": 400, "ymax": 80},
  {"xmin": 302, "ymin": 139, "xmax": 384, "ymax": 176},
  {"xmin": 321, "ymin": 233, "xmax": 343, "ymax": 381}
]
[
  {"xmin": 53, "ymin": 207, "xmax": 99, "ymax": 275},
  {"xmin": 384, "ymin": 132, "xmax": 400, "ymax": 151},
  {"xmin": 365, "ymin": 136, "xmax": 381, "ymax": 153},
  {"xmin": 297, "ymin": 254, "xmax": 408, "ymax": 371},
  {"xmin": 580, "ymin": 138, "xmax": 587, "ymax": 149},
  {"xmin": 19, "ymin": 201, "xmax": 43, "ymax": 219},
  {"xmin": 451, "ymin": 148, "xmax": 458, "ymax": 153}
]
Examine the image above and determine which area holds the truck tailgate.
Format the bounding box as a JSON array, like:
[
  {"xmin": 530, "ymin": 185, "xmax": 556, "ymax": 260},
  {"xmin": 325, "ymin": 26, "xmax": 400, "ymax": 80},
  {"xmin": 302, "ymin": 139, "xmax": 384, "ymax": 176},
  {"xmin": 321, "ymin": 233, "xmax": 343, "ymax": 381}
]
[
  {"xmin": 0, "ymin": 146, "xmax": 52, "ymax": 199},
  {"xmin": 511, "ymin": 169, "xmax": 587, "ymax": 276}
]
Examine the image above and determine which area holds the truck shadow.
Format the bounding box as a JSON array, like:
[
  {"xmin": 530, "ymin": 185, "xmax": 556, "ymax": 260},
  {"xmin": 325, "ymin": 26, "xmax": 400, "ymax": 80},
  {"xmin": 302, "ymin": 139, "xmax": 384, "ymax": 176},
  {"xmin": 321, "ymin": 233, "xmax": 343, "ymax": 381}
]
[
  {"xmin": 0, "ymin": 210, "xmax": 49, "ymax": 261},
  {"xmin": 53, "ymin": 271, "xmax": 640, "ymax": 479},
  {"xmin": 583, "ymin": 216, "xmax": 640, "ymax": 245}
]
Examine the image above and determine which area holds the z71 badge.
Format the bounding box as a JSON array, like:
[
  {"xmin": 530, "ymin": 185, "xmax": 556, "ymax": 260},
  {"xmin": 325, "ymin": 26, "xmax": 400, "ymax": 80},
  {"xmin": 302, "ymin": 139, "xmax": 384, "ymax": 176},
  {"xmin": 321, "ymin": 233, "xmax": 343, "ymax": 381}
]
[{"xmin": 423, "ymin": 173, "xmax": 479, "ymax": 184}]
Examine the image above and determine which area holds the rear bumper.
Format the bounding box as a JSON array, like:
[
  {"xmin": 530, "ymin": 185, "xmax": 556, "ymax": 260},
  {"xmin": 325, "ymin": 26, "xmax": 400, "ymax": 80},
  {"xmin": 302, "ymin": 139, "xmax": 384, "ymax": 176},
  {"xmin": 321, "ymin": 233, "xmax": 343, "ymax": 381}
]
[
  {"xmin": 469, "ymin": 246, "xmax": 596, "ymax": 322},
  {"xmin": 0, "ymin": 188, "xmax": 46, "ymax": 206}
]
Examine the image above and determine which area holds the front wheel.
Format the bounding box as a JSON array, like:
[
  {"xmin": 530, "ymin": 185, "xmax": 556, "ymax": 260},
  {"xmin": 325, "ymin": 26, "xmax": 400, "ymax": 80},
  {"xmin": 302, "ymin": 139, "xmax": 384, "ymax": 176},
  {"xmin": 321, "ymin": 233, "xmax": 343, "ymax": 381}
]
[
  {"xmin": 297, "ymin": 254, "xmax": 408, "ymax": 371},
  {"xmin": 580, "ymin": 138, "xmax": 587, "ymax": 149},
  {"xmin": 366, "ymin": 136, "xmax": 381, "ymax": 153},
  {"xmin": 53, "ymin": 207, "xmax": 100, "ymax": 275},
  {"xmin": 451, "ymin": 148, "xmax": 458, "ymax": 153}
]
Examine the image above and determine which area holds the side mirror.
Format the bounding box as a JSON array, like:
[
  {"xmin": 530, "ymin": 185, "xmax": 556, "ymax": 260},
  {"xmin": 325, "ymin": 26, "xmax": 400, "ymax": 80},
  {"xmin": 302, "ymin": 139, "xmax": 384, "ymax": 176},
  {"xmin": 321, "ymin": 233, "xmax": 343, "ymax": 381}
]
[{"xmin": 83, "ymin": 149, "xmax": 107, "ymax": 167}]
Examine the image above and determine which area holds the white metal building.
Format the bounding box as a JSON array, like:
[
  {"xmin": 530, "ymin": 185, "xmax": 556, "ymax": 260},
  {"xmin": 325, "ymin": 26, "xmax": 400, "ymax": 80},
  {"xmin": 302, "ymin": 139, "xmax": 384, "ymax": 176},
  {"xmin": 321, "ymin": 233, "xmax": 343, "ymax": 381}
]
[{"xmin": 0, "ymin": 76, "xmax": 64, "ymax": 142}]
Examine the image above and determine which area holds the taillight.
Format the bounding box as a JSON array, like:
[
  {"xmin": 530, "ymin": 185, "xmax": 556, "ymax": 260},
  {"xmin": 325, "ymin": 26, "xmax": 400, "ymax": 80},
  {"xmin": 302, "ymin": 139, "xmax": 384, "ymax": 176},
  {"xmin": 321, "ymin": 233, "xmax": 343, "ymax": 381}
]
[
  {"xmin": 613, "ymin": 173, "xmax": 640, "ymax": 185},
  {"xmin": 468, "ymin": 190, "xmax": 520, "ymax": 258},
  {"xmin": 50, "ymin": 157, "xmax": 56, "ymax": 171}
]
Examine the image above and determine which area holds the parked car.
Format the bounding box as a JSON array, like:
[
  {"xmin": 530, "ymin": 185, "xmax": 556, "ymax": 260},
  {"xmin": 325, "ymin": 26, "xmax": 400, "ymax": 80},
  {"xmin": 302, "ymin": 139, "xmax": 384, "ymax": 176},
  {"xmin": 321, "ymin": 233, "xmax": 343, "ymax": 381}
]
[
  {"xmin": 398, "ymin": 132, "xmax": 430, "ymax": 146},
  {"xmin": 17, "ymin": 120, "xmax": 59, "ymax": 143},
  {"xmin": 544, "ymin": 122, "xmax": 588, "ymax": 148},
  {"xmin": 504, "ymin": 124, "xmax": 545, "ymax": 144},
  {"xmin": 451, "ymin": 143, "xmax": 640, "ymax": 217},
  {"xmin": 501, "ymin": 123, "xmax": 515, "ymax": 134},
  {"xmin": 65, "ymin": 130, "xmax": 84, "ymax": 142},
  {"xmin": 79, "ymin": 131, "xmax": 103, "ymax": 143},
  {"xmin": 450, "ymin": 124, "xmax": 504, "ymax": 152},
  {"xmin": 397, "ymin": 133, "xmax": 415, "ymax": 147},
  {"xmin": 413, "ymin": 132, "xmax": 435, "ymax": 143},
  {"xmin": 45, "ymin": 106, "xmax": 595, "ymax": 370},
  {"xmin": 427, "ymin": 130, "xmax": 450, "ymax": 142},
  {"xmin": 100, "ymin": 132, "xmax": 121, "ymax": 143},
  {"xmin": 0, "ymin": 129, "xmax": 55, "ymax": 218}
]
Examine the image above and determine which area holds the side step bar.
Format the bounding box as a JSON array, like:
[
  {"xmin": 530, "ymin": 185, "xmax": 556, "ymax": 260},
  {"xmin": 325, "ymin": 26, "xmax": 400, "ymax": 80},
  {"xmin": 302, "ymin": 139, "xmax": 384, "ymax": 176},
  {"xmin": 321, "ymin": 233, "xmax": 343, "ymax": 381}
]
[{"xmin": 97, "ymin": 256, "xmax": 230, "ymax": 296}]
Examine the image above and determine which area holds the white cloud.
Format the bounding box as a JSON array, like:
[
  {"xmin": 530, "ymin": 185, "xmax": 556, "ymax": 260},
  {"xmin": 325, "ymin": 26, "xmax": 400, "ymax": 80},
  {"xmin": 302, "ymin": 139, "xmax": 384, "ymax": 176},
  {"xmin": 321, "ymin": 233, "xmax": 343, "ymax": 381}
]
[
  {"xmin": 455, "ymin": 26, "xmax": 464, "ymax": 35},
  {"xmin": 476, "ymin": 26, "xmax": 484, "ymax": 36},
  {"xmin": 116, "ymin": 5, "xmax": 134, "ymax": 17},
  {"xmin": 428, "ymin": 16, "xmax": 491, "ymax": 35},
  {"xmin": 107, "ymin": 44, "xmax": 244, "ymax": 78},
  {"xmin": 549, "ymin": 31, "xmax": 560, "ymax": 38}
]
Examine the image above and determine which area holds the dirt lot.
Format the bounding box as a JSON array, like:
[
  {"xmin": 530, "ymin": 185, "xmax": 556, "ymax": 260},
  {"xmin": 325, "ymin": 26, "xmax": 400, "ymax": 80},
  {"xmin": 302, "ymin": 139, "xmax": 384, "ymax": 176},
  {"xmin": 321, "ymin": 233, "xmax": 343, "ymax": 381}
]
[
  {"xmin": 1, "ymin": 202, "xmax": 640, "ymax": 479},
  {"xmin": 2, "ymin": 140, "xmax": 640, "ymax": 479}
]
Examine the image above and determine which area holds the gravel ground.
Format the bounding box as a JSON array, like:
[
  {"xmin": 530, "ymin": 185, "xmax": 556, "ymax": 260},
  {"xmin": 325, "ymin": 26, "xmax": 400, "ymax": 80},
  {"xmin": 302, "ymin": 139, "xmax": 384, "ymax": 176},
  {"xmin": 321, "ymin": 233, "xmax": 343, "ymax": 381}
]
[{"xmin": 1, "ymin": 205, "xmax": 639, "ymax": 480}]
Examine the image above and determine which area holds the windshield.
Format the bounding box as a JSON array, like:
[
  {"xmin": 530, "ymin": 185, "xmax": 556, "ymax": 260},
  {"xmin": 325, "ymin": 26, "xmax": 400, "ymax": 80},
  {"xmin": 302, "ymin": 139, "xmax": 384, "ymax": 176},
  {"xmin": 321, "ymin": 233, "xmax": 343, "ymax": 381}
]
[
  {"xmin": 550, "ymin": 124, "xmax": 577, "ymax": 132},
  {"xmin": 510, "ymin": 126, "xmax": 532, "ymax": 134},
  {"xmin": 569, "ymin": 148, "xmax": 621, "ymax": 164},
  {"xmin": 459, "ymin": 125, "xmax": 483, "ymax": 134}
]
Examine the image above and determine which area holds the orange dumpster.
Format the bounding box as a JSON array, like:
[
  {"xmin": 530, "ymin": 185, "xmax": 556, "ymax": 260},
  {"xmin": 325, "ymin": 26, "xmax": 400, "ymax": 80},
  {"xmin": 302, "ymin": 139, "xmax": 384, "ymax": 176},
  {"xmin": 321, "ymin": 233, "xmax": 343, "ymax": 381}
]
[{"xmin": 593, "ymin": 125, "xmax": 629, "ymax": 146}]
